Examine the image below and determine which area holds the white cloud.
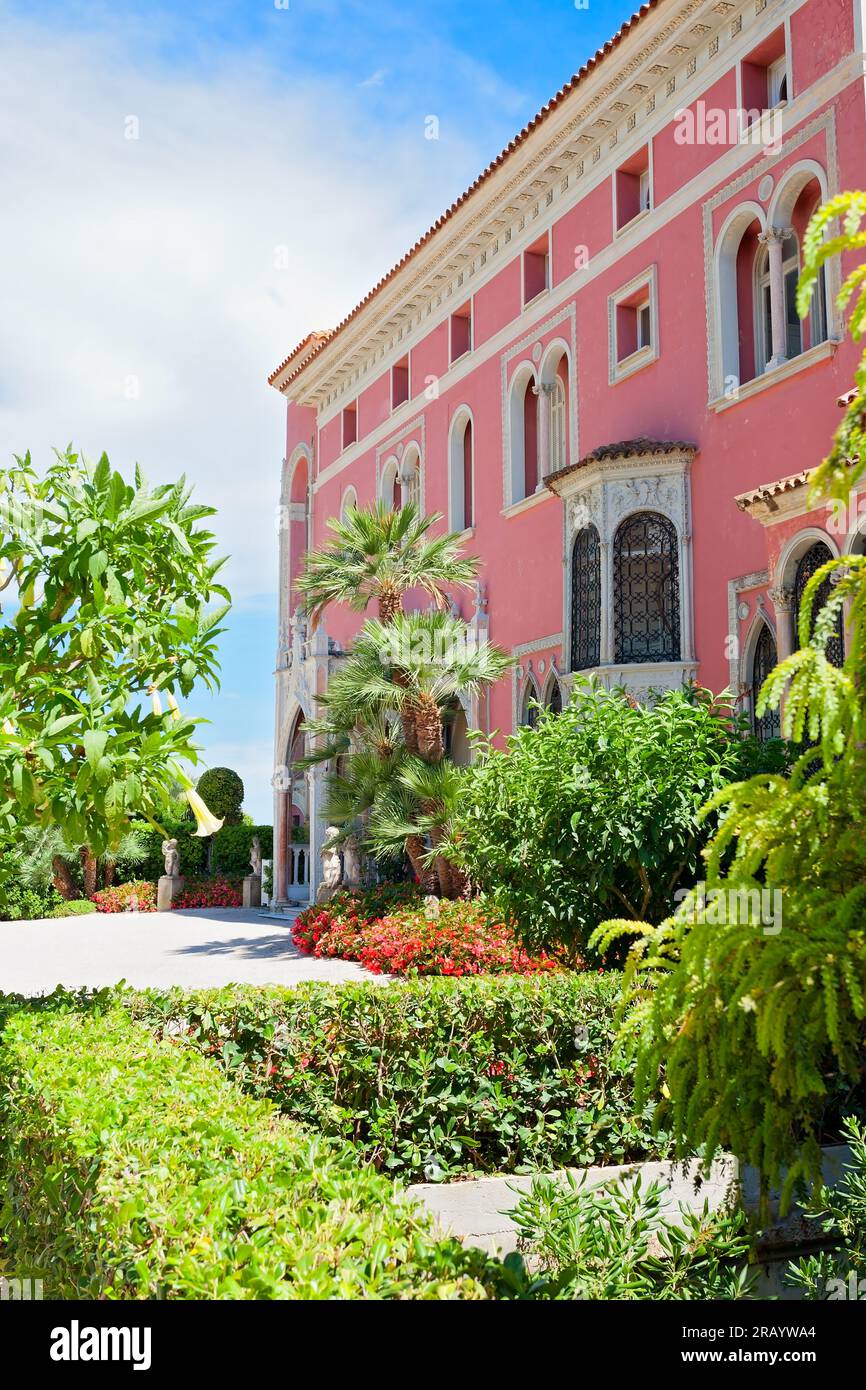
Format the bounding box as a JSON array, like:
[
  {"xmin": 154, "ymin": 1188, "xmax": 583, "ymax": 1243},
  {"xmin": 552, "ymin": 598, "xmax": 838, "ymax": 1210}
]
[{"xmin": 0, "ymin": 11, "xmax": 487, "ymax": 601}]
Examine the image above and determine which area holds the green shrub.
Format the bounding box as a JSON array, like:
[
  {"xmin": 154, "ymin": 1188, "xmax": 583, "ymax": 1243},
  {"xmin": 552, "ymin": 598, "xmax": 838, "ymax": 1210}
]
[
  {"xmin": 0, "ymin": 1005, "xmax": 500, "ymax": 1299},
  {"xmin": 195, "ymin": 767, "xmax": 244, "ymax": 826},
  {"xmin": 450, "ymin": 681, "xmax": 767, "ymax": 956},
  {"xmin": 211, "ymin": 824, "xmax": 273, "ymax": 876},
  {"xmin": 47, "ymin": 899, "xmax": 97, "ymax": 918},
  {"xmin": 124, "ymin": 821, "xmax": 207, "ymax": 882},
  {"xmin": 0, "ymin": 880, "xmax": 62, "ymax": 921},
  {"xmin": 508, "ymin": 1171, "xmax": 755, "ymax": 1300},
  {"xmin": 130, "ymin": 974, "xmax": 667, "ymax": 1181},
  {"xmin": 787, "ymin": 1117, "xmax": 866, "ymax": 1299}
]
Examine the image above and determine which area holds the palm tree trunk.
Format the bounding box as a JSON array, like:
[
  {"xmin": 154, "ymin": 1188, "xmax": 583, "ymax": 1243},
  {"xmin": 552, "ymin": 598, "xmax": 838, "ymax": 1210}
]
[
  {"xmin": 79, "ymin": 848, "xmax": 97, "ymax": 898},
  {"xmin": 405, "ymin": 834, "xmax": 437, "ymax": 892},
  {"xmin": 51, "ymin": 855, "xmax": 76, "ymax": 900},
  {"xmin": 415, "ymin": 692, "xmax": 445, "ymax": 762},
  {"xmin": 378, "ymin": 586, "xmax": 402, "ymax": 624}
]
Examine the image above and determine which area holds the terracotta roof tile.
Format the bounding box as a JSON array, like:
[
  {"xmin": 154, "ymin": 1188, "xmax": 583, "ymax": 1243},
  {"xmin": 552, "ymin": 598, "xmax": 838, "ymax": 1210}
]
[
  {"xmin": 735, "ymin": 470, "xmax": 812, "ymax": 511},
  {"xmin": 268, "ymin": 2, "xmax": 660, "ymax": 391}
]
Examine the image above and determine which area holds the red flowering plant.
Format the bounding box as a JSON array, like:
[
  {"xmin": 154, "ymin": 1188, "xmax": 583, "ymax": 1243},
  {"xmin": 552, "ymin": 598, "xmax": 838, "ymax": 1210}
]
[
  {"xmin": 91, "ymin": 880, "xmax": 156, "ymax": 913},
  {"xmin": 292, "ymin": 883, "xmax": 422, "ymax": 957},
  {"xmin": 172, "ymin": 876, "xmax": 242, "ymax": 910},
  {"xmin": 294, "ymin": 886, "xmax": 561, "ymax": 978}
]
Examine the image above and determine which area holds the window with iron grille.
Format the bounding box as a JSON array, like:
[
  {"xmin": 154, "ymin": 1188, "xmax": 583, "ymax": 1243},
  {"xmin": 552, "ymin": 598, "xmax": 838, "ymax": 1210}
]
[
  {"xmin": 570, "ymin": 525, "xmax": 601, "ymax": 671},
  {"xmin": 751, "ymin": 622, "xmax": 780, "ymax": 741},
  {"xmin": 613, "ymin": 511, "xmax": 680, "ymax": 664},
  {"xmin": 793, "ymin": 541, "xmax": 844, "ymax": 668}
]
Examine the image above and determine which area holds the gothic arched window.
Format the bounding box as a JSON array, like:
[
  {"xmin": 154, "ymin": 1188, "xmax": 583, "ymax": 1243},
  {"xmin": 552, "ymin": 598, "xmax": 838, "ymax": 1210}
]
[
  {"xmin": 793, "ymin": 541, "xmax": 844, "ymax": 667},
  {"xmin": 570, "ymin": 525, "xmax": 601, "ymax": 672},
  {"xmin": 751, "ymin": 623, "xmax": 780, "ymax": 741},
  {"xmin": 613, "ymin": 511, "xmax": 680, "ymax": 664}
]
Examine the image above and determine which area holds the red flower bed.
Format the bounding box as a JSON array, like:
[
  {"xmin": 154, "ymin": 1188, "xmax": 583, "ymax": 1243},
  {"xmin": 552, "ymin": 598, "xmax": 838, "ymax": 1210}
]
[
  {"xmin": 172, "ymin": 877, "xmax": 242, "ymax": 910},
  {"xmin": 293, "ymin": 889, "xmax": 559, "ymax": 978},
  {"xmin": 91, "ymin": 880, "xmax": 156, "ymax": 913}
]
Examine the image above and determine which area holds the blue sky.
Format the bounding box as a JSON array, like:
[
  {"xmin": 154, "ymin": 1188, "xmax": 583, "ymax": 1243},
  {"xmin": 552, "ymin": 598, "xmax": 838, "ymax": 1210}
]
[{"xmin": 0, "ymin": 0, "xmax": 628, "ymax": 820}]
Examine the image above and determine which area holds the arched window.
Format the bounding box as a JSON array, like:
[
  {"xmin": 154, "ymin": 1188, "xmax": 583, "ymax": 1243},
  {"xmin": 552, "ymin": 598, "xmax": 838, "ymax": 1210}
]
[
  {"xmin": 519, "ymin": 679, "xmax": 541, "ymax": 728},
  {"xmin": 508, "ymin": 366, "xmax": 537, "ymax": 504},
  {"xmin": 404, "ymin": 460, "xmax": 420, "ymax": 509},
  {"xmin": 381, "ymin": 457, "xmax": 400, "ymax": 509},
  {"xmin": 570, "ymin": 526, "xmax": 601, "ymax": 671},
  {"xmin": 751, "ymin": 623, "xmax": 780, "ymax": 741},
  {"xmin": 544, "ymin": 675, "xmax": 562, "ymax": 715},
  {"xmin": 755, "ymin": 233, "xmax": 801, "ymax": 373},
  {"xmin": 793, "ymin": 541, "xmax": 844, "ymax": 667},
  {"xmin": 340, "ymin": 486, "xmax": 358, "ymax": 523},
  {"xmin": 449, "ymin": 412, "xmax": 473, "ymax": 531},
  {"xmin": 613, "ymin": 511, "xmax": 681, "ymax": 664}
]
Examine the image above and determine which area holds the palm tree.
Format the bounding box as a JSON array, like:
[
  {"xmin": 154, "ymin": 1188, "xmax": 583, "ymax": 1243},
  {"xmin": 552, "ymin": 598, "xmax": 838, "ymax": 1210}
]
[
  {"xmin": 296, "ymin": 501, "xmax": 478, "ymax": 628},
  {"xmin": 312, "ymin": 611, "xmax": 511, "ymax": 894}
]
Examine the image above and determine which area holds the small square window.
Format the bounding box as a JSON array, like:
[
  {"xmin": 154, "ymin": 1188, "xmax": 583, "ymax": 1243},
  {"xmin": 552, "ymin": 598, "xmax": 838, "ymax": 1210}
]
[
  {"xmin": 609, "ymin": 267, "xmax": 658, "ymax": 384},
  {"xmin": 391, "ymin": 356, "xmax": 410, "ymax": 410},
  {"xmin": 615, "ymin": 147, "xmax": 651, "ymax": 231},
  {"xmin": 523, "ymin": 237, "xmax": 549, "ymax": 305},
  {"xmin": 450, "ymin": 304, "xmax": 472, "ymax": 363},
  {"xmin": 341, "ymin": 402, "xmax": 357, "ymax": 450}
]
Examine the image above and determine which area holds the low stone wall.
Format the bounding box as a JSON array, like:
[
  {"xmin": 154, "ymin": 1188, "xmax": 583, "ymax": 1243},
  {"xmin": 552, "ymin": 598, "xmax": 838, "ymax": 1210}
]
[{"xmin": 408, "ymin": 1146, "xmax": 850, "ymax": 1298}]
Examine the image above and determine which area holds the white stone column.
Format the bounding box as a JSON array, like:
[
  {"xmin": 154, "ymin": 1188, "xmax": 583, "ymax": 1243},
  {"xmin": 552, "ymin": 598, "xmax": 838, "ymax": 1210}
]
[
  {"xmin": 533, "ymin": 381, "xmax": 555, "ymax": 489},
  {"xmin": 768, "ymin": 585, "xmax": 795, "ymax": 724},
  {"xmin": 758, "ymin": 226, "xmax": 792, "ymax": 372}
]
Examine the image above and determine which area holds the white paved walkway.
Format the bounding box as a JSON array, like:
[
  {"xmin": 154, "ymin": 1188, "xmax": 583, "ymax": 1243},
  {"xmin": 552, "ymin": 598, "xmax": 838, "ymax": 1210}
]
[{"xmin": 0, "ymin": 908, "xmax": 382, "ymax": 994}]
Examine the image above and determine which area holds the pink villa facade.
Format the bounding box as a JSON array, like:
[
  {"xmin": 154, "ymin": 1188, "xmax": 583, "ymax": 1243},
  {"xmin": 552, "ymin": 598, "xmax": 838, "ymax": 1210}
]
[{"xmin": 269, "ymin": 0, "xmax": 866, "ymax": 905}]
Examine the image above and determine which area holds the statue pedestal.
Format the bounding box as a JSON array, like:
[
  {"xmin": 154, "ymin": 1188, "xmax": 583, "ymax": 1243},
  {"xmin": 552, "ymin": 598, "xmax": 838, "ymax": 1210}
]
[
  {"xmin": 242, "ymin": 875, "xmax": 262, "ymax": 909},
  {"xmin": 157, "ymin": 875, "xmax": 185, "ymax": 911}
]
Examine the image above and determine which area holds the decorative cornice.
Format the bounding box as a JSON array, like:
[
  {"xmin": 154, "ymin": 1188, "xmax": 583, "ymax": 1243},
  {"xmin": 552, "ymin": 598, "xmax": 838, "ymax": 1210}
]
[{"xmin": 277, "ymin": 0, "xmax": 789, "ymax": 411}]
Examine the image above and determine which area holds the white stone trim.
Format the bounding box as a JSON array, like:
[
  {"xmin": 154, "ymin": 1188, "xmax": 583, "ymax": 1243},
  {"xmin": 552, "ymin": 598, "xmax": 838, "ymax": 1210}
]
[
  {"xmin": 287, "ymin": 2, "xmax": 855, "ymax": 423},
  {"xmin": 702, "ymin": 107, "xmax": 840, "ymax": 402},
  {"xmin": 311, "ymin": 53, "xmax": 860, "ymax": 492},
  {"xmin": 726, "ymin": 568, "xmax": 769, "ymax": 692},
  {"xmin": 552, "ymin": 445, "xmax": 695, "ymax": 684},
  {"xmin": 500, "ymin": 302, "xmax": 578, "ymax": 508}
]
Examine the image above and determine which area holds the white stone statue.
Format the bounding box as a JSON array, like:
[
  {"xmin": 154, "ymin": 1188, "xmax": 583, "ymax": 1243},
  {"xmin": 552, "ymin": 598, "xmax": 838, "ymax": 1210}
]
[
  {"xmin": 316, "ymin": 826, "xmax": 343, "ymax": 903},
  {"xmin": 162, "ymin": 839, "xmax": 180, "ymax": 878},
  {"xmin": 249, "ymin": 835, "xmax": 262, "ymax": 878},
  {"xmin": 341, "ymin": 833, "xmax": 362, "ymax": 888}
]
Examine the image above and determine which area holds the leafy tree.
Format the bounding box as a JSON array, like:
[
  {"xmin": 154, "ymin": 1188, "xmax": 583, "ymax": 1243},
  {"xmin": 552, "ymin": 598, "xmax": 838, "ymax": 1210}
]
[
  {"xmin": 450, "ymin": 681, "xmax": 750, "ymax": 956},
  {"xmin": 195, "ymin": 767, "xmax": 244, "ymax": 826},
  {"xmin": 0, "ymin": 448, "xmax": 230, "ymax": 908},
  {"xmin": 295, "ymin": 501, "xmax": 478, "ymax": 627},
  {"xmin": 308, "ymin": 610, "xmax": 510, "ymax": 895},
  {"xmin": 593, "ymin": 193, "xmax": 866, "ymax": 1206}
]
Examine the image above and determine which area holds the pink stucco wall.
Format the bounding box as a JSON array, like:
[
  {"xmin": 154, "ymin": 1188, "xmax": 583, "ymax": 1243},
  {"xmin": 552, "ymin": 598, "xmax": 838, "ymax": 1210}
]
[{"xmin": 277, "ymin": 0, "xmax": 866, "ymax": 741}]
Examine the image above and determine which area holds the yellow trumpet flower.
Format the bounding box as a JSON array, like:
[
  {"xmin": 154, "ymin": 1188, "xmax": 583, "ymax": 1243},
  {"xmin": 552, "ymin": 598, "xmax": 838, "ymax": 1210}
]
[
  {"xmin": 166, "ymin": 692, "xmax": 181, "ymax": 722},
  {"xmin": 148, "ymin": 684, "xmax": 163, "ymax": 717},
  {"xmin": 184, "ymin": 785, "xmax": 224, "ymax": 838},
  {"xmin": 1, "ymin": 717, "xmax": 15, "ymax": 736}
]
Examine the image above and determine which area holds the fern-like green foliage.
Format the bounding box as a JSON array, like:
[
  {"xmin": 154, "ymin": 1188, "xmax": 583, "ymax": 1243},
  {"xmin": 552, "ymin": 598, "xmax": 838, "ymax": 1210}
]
[{"xmin": 593, "ymin": 193, "xmax": 866, "ymax": 1210}]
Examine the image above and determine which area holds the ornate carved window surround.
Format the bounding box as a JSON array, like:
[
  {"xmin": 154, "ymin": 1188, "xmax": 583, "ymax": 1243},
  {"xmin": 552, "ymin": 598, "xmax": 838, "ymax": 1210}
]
[{"xmin": 546, "ymin": 440, "xmax": 698, "ymax": 699}]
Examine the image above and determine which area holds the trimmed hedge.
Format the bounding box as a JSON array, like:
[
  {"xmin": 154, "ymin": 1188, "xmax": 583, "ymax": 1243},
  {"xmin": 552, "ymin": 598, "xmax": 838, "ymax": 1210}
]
[
  {"xmin": 131, "ymin": 973, "xmax": 668, "ymax": 1181},
  {"xmin": 0, "ymin": 1005, "xmax": 500, "ymax": 1299},
  {"xmin": 47, "ymin": 899, "xmax": 97, "ymax": 918},
  {"xmin": 116, "ymin": 823, "xmax": 272, "ymax": 883}
]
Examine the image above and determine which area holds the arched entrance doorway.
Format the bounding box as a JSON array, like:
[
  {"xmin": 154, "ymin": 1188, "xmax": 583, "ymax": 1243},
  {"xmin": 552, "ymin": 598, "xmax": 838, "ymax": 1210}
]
[{"xmin": 275, "ymin": 710, "xmax": 311, "ymax": 904}]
